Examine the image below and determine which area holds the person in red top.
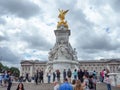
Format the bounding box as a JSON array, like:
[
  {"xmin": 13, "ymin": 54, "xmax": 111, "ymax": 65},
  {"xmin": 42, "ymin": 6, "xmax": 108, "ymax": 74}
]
[{"xmin": 101, "ymin": 70, "xmax": 104, "ymax": 82}]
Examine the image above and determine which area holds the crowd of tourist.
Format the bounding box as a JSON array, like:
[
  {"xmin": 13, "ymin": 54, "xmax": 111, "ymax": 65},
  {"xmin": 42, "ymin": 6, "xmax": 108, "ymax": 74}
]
[
  {"xmin": 51, "ymin": 69, "xmax": 97, "ymax": 90},
  {"xmin": 32, "ymin": 68, "xmax": 97, "ymax": 90},
  {"xmin": 52, "ymin": 68, "xmax": 111, "ymax": 90},
  {"xmin": 27, "ymin": 68, "xmax": 111, "ymax": 90},
  {"xmin": 0, "ymin": 68, "xmax": 112, "ymax": 90}
]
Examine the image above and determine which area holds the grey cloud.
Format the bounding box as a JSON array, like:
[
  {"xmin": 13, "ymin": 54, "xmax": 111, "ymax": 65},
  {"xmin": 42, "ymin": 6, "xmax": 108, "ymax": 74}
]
[
  {"xmin": 89, "ymin": 0, "xmax": 120, "ymax": 12},
  {"xmin": 78, "ymin": 49, "xmax": 102, "ymax": 60},
  {"xmin": 0, "ymin": 35, "xmax": 8, "ymax": 41},
  {"xmin": 0, "ymin": 47, "xmax": 21, "ymax": 64},
  {"xmin": 83, "ymin": 49, "xmax": 99, "ymax": 54},
  {"xmin": 55, "ymin": 0, "xmax": 77, "ymax": 10},
  {"xmin": 0, "ymin": 18, "xmax": 6, "ymax": 25},
  {"xmin": 74, "ymin": 30, "xmax": 120, "ymax": 60},
  {"xmin": 109, "ymin": 0, "xmax": 120, "ymax": 12},
  {"xmin": 78, "ymin": 52, "xmax": 96, "ymax": 60},
  {"xmin": 68, "ymin": 9, "xmax": 94, "ymax": 31},
  {"xmin": 22, "ymin": 34, "xmax": 52, "ymax": 50},
  {"xmin": 88, "ymin": 0, "xmax": 107, "ymax": 7},
  {"xmin": 19, "ymin": 28, "xmax": 52, "ymax": 51},
  {"xmin": 0, "ymin": 0, "xmax": 40, "ymax": 19},
  {"xmin": 0, "ymin": 31, "xmax": 9, "ymax": 41},
  {"xmin": 76, "ymin": 31, "xmax": 120, "ymax": 51}
]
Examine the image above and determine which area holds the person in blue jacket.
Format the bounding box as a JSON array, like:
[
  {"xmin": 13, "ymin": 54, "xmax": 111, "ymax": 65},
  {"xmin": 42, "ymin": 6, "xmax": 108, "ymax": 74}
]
[{"xmin": 59, "ymin": 78, "xmax": 73, "ymax": 90}]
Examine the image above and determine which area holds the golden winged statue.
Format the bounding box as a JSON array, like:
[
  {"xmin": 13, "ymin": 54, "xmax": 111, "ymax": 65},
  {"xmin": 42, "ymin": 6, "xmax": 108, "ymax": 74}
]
[
  {"xmin": 58, "ymin": 9, "xmax": 69, "ymax": 21},
  {"xmin": 57, "ymin": 9, "xmax": 69, "ymax": 29}
]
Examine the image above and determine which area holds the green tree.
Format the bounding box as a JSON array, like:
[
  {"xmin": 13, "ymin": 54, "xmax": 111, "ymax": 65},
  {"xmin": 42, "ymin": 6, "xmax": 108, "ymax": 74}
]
[{"xmin": 10, "ymin": 67, "xmax": 20, "ymax": 77}]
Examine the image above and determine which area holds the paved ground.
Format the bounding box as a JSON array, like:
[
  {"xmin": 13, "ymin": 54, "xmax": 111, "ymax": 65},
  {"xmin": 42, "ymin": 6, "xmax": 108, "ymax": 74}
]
[
  {"xmin": 0, "ymin": 82, "xmax": 120, "ymax": 90},
  {"xmin": 97, "ymin": 83, "xmax": 120, "ymax": 90}
]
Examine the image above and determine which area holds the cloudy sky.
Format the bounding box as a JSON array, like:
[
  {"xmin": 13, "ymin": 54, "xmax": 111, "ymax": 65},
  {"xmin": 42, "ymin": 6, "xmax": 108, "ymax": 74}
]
[{"xmin": 0, "ymin": 0, "xmax": 120, "ymax": 67}]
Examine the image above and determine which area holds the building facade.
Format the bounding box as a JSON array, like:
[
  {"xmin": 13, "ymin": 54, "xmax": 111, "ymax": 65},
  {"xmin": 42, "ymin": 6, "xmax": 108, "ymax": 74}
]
[
  {"xmin": 20, "ymin": 59, "xmax": 120, "ymax": 77},
  {"xmin": 20, "ymin": 60, "xmax": 47, "ymax": 77}
]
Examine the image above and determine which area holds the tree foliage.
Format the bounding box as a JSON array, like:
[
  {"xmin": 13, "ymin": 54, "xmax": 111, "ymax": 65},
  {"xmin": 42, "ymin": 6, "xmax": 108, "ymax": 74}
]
[
  {"xmin": 0, "ymin": 62, "xmax": 20, "ymax": 77},
  {"xmin": 10, "ymin": 67, "xmax": 20, "ymax": 77}
]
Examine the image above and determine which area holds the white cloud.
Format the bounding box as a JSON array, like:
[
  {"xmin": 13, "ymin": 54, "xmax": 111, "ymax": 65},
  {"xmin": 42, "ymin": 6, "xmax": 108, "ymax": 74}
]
[
  {"xmin": 0, "ymin": 0, "xmax": 120, "ymax": 66},
  {"xmin": 0, "ymin": 0, "xmax": 40, "ymax": 19}
]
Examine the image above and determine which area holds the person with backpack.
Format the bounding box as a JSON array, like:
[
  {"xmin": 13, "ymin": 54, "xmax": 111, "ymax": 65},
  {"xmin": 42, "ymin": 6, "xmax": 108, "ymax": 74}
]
[
  {"xmin": 83, "ymin": 75, "xmax": 96, "ymax": 90},
  {"xmin": 88, "ymin": 75, "xmax": 96, "ymax": 90}
]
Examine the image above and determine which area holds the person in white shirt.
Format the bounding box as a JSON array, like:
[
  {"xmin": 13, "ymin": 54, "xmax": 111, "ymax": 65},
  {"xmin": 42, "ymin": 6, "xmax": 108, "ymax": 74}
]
[
  {"xmin": 47, "ymin": 70, "xmax": 51, "ymax": 83},
  {"xmin": 83, "ymin": 75, "xmax": 89, "ymax": 90},
  {"xmin": 104, "ymin": 75, "xmax": 111, "ymax": 90}
]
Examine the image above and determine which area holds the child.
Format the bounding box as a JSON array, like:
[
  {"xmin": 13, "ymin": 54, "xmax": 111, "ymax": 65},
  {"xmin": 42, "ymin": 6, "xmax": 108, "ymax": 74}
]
[{"xmin": 104, "ymin": 75, "xmax": 111, "ymax": 90}]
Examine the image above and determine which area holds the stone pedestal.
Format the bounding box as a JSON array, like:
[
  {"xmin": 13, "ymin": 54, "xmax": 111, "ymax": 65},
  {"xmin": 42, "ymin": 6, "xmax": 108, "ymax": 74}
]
[
  {"xmin": 44, "ymin": 26, "xmax": 79, "ymax": 83},
  {"xmin": 47, "ymin": 60, "xmax": 79, "ymax": 72}
]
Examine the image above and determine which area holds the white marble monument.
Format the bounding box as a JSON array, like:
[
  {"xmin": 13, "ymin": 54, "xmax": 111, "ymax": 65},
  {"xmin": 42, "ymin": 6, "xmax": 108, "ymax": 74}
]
[{"xmin": 45, "ymin": 9, "xmax": 79, "ymax": 74}]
